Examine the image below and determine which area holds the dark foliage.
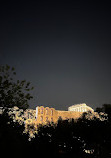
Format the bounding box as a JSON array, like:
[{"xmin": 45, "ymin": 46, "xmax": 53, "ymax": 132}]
[
  {"xmin": 96, "ymin": 104, "xmax": 111, "ymax": 121},
  {"xmin": 0, "ymin": 109, "xmax": 29, "ymax": 157},
  {"xmin": 0, "ymin": 110, "xmax": 111, "ymax": 158},
  {"xmin": 0, "ymin": 65, "xmax": 34, "ymax": 110}
]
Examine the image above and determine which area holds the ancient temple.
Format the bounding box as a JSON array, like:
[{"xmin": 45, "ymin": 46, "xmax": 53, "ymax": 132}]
[{"xmin": 35, "ymin": 103, "xmax": 94, "ymax": 125}]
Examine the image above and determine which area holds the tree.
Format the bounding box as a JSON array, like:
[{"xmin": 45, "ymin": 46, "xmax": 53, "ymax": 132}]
[
  {"xmin": 0, "ymin": 65, "xmax": 34, "ymax": 110},
  {"xmin": 0, "ymin": 109, "xmax": 29, "ymax": 157},
  {"xmin": 96, "ymin": 107, "xmax": 103, "ymax": 113},
  {"xmin": 96, "ymin": 104, "xmax": 111, "ymax": 121},
  {"xmin": 102, "ymin": 104, "xmax": 111, "ymax": 115}
]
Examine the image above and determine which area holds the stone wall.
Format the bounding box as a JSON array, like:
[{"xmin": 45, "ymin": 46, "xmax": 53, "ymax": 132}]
[
  {"xmin": 57, "ymin": 110, "xmax": 83, "ymax": 120},
  {"xmin": 35, "ymin": 106, "xmax": 83, "ymax": 125},
  {"xmin": 36, "ymin": 106, "xmax": 58, "ymax": 124}
]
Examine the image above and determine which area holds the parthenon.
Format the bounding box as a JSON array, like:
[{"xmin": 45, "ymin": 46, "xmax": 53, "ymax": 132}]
[{"xmin": 34, "ymin": 103, "xmax": 94, "ymax": 125}]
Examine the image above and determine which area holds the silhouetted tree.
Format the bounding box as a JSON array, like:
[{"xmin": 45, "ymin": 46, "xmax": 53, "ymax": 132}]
[
  {"xmin": 32, "ymin": 112, "xmax": 111, "ymax": 158},
  {"xmin": 0, "ymin": 65, "xmax": 34, "ymax": 110},
  {"xmin": 0, "ymin": 109, "xmax": 29, "ymax": 157},
  {"xmin": 1, "ymin": 107, "xmax": 111, "ymax": 158},
  {"xmin": 96, "ymin": 104, "xmax": 111, "ymax": 121},
  {"xmin": 30, "ymin": 119, "xmax": 86, "ymax": 158},
  {"xmin": 102, "ymin": 104, "xmax": 111, "ymax": 116},
  {"xmin": 77, "ymin": 112, "xmax": 111, "ymax": 158},
  {"xmin": 96, "ymin": 107, "xmax": 103, "ymax": 113}
]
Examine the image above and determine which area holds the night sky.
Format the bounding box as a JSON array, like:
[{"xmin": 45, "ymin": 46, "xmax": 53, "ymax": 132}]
[{"xmin": 0, "ymin": 1, "xmax": 111, "ymax": 110}]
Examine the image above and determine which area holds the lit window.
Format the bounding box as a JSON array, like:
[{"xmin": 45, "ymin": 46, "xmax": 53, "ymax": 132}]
[
  {"xmin": 51, "ymin": 109, "xmax": 53, "ymax": 116},
  {"xmin": 41, "ymin": 108, "xmax": 43, "ymax": 114},
  {"xmin": 46, "ymin": 109, "xmax": 48, "ymax": 115},
  {"xmin": 40, "ymin": 116, "xmax": 43, "ymax": 122},
  {"xmin": 46, "ymin": 117, "xmax": 48, "ymax": 122},
  {"xmin": 51, "ymin": 118, "xmax": 53, "ymax": 122},
  {"xmin": 28, "ymin": 113, "xmax": 30, "ymax": 119}
]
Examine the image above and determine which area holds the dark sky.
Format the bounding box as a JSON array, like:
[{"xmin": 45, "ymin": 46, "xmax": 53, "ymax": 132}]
[{"xmin": 0, "ymin": 1, "xmax": 111, "ymax": 110}]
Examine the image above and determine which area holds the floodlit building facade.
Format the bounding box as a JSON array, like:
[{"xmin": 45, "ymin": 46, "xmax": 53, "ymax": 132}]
[
  {"xmin": 35, "ymin": 103, "xmax": 94, "ymax": 125},
  {"xmin": 68, "ymin": 103, "xmax": 94, "ymax": 112}
]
